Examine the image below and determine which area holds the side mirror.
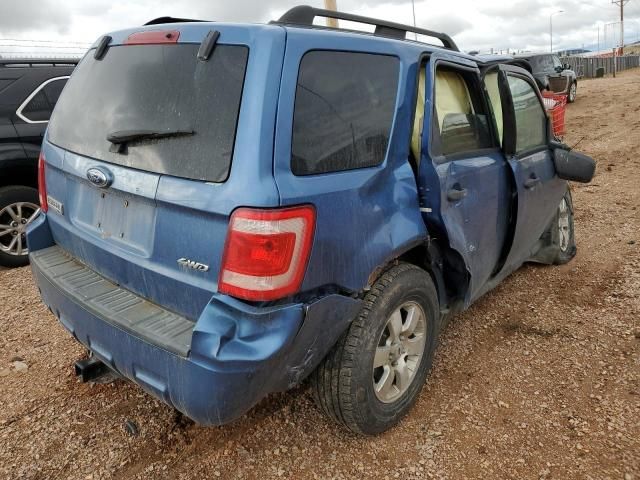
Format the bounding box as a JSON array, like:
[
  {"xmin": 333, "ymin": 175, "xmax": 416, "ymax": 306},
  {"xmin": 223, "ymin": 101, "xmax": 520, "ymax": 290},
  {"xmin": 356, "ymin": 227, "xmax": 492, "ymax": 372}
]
[
  {"xmin": 563, "ymin": 63, "xmax": 571, "ymax": 70},
  {"xmin": 553, "ymin": 148, "xmax": 595, "ymax": 183}
]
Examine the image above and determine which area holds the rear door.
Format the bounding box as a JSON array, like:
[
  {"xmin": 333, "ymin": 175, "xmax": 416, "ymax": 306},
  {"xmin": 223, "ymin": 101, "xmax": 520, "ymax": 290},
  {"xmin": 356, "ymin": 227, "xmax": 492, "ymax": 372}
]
[
  {"xmin": 419, "ymin": 56, "xmax": 513, "ymax": 304},
  {"xmin": 485, "ymin": 65, "xmax": 566, "ymax": 273},
  {"xmin": 42, "ymin": 25, "xmax": 286, "ymax": 320}
]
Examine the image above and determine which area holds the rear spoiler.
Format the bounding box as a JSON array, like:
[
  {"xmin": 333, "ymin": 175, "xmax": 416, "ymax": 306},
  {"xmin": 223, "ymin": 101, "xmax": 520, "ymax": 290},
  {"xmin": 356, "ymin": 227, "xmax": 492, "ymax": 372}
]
[{"xmin": 144, "ymin": 17, "xmax": 208, "ymax": 26}]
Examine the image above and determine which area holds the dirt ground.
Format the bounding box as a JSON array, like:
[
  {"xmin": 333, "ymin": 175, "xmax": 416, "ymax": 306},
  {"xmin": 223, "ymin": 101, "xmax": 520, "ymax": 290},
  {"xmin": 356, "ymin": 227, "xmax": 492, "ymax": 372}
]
[{"xmin": 1, "ymin": 69, "xmax": 639, "ymax": 480}]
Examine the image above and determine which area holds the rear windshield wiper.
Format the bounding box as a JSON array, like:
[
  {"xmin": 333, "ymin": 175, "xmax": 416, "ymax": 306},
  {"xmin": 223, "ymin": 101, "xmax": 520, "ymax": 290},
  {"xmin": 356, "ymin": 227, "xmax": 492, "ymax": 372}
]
[{"xmin": 107, "ymin": 129, "xmax": 194, "ymax": 153}]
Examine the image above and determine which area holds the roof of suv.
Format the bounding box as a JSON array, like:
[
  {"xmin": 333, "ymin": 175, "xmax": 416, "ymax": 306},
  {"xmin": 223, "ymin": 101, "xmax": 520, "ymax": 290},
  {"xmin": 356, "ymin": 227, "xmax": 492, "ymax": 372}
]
[
  {"xmin": 0, "ymin": 58, "xmax": 79, "ymax": 68},
  {"xmin": 514, "ymin": 53, "xmax": 555, "ymax": 58},
  {"xmin": 143, "ymin": 6, "xmax": 461, "ymax": 53},
  {"xmin": 95, "ymin": 5, "xmax": 487, "ymax": 66},
  {"xmin": 83, "ymin": 5, "xmax": 530, "ymax": 77}
]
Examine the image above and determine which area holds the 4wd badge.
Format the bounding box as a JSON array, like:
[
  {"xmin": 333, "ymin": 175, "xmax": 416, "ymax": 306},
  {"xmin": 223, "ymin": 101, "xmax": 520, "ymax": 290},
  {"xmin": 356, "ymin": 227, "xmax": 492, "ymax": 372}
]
[{"xmin": 177, "ymin": 258, "xmax": 210, "ymax": 272}]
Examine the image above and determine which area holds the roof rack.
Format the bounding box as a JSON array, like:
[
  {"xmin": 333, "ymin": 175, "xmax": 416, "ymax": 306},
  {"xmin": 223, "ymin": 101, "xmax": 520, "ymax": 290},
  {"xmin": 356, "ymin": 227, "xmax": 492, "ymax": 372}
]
[
  {"xmin": 275, "ymin": 5, "xmax": 459, "ymax": 52},
  {"xmin": 0, "ymin": 58, "xmax": 79, "ymax": 67},
  {"xmin": 144, "ymin": 17, "xmax": 207, "ymax": 26}
]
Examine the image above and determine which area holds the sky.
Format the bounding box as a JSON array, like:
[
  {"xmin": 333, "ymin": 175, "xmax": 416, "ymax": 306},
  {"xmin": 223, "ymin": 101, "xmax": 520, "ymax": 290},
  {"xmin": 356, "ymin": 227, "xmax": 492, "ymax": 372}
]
[{"xmin": 1, "ymin": 0, "xmax": 639, "ymax": 57}]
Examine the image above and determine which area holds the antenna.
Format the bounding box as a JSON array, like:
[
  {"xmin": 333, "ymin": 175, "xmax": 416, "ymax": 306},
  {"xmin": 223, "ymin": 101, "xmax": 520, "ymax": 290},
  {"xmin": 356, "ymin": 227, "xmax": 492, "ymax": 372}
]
[{"xmin": 411, "ymin": 0, "xmax": 418, "ymax": 40}]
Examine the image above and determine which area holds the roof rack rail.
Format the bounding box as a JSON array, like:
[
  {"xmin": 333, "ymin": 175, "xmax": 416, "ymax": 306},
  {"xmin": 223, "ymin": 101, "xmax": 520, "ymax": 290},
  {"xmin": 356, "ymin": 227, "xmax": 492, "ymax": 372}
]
[
  {"xmin": 275, "ymin": 5, "xmax": 459, "ymax": 52},
  {"xmin": 144, "ymin": 17, "xmax": 207, "ymax": 26},
  {"xmin": 0, "ymin": 58, "xmax": 79, "ymax": 67}
]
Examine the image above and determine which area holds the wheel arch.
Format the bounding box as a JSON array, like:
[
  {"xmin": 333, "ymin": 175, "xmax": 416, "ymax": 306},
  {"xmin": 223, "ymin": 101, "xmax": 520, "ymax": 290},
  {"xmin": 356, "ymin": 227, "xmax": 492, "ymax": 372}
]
[
  {"xmin": 0, "ymin": 156, "xmax": 38, "ymax": 189},
  {"xmin": 365, "ymin": 239, "xmax": 470, "ymax": 316}
]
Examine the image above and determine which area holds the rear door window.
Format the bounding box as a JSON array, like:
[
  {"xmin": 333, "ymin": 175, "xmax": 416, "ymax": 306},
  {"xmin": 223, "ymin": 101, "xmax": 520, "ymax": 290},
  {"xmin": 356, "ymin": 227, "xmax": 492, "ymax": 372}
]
[
  {"xmin": 18, "ymin": 77, "xmax": 68, "ymax": 123},
  {"xmin": 291, "ymin": 51, "xmax": 399, "ymax": 176},
  {"xmin": 48, "ymin": 44, "xmax": 248, "ymax": 183}
]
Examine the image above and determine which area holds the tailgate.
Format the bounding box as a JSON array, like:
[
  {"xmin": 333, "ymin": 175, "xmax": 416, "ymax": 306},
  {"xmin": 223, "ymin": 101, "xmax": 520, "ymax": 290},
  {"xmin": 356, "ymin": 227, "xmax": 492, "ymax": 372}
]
[{"xmin": 41, "ymin": 25, "xmax": 285, "ymax": 319}]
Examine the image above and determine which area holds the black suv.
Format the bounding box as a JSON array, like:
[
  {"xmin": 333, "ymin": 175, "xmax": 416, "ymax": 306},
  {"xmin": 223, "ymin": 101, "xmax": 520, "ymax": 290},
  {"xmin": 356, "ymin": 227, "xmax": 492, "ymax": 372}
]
[
  {"xmin": 0, "ymin": 59, "xmax": 76, "ymax": 267},
  {"xmin": 515, "ymin": 53, "xmax": 578, "ymax": 103}
]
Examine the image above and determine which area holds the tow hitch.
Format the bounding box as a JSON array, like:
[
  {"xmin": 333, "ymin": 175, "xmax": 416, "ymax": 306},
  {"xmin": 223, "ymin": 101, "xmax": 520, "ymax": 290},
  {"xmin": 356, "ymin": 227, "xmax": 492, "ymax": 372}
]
[{"xmin": 74, "ymin": 356, "xmax": 112, "ymax": 383}]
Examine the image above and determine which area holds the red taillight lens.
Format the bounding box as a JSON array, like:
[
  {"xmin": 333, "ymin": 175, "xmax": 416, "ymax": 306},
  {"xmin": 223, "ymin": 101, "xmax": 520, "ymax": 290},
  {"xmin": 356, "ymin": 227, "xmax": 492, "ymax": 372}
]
[
  {"xmin": 219, "ymin": 206, "xmax": 316, "ymax": 301},
  {"xmin": 224, "ymin": 231, "xmax": 297, "ymax": 277},
  {"xmin": 38, "ymin": 152, "xmax": 47, "ymax": 213}
]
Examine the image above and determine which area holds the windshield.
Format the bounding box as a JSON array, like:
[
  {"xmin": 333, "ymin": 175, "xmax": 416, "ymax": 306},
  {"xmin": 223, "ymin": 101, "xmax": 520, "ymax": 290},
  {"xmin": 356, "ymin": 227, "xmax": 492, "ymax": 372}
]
[{"xmin": 48, "ymin": 43, "xmax": 248, "ymax": 183}]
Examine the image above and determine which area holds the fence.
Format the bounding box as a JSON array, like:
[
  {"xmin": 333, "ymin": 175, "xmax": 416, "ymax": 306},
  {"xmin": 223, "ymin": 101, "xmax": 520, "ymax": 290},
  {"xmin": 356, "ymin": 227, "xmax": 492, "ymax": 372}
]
[{"xmin": 559, "ymin": 55, "xmax": 640, "ymax": 79}]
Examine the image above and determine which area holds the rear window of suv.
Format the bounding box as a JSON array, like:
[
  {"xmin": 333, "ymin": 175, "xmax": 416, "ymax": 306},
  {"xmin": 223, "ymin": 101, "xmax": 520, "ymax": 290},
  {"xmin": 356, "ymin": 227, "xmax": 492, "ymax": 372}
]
[
  {"xmin": 527, "ymin": 55, "xmax": 561, "ymax": 73},
  {"xmin": 48, "ymin": 44, "xmax": 248, "ymax": 183}
]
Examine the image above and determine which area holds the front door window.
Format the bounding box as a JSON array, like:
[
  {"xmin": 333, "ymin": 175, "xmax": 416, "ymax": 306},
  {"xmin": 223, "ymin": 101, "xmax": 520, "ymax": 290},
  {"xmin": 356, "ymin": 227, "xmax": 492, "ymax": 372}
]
[{"xmin": 507, "ymin": 76, "xmax": 547, "ymax": 154}]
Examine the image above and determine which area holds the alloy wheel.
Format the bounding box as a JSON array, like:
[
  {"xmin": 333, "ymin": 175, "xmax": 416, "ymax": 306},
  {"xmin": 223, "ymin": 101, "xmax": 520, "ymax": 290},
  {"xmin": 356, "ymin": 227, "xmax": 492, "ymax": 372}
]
[
  {"xmin": 372, "ymin": 301, "xmax": 427, "ymax": 403},
  {"xmin": 0, "ymin": 202, "xmax": 40, "ymax": 257},
  {"xmin": 569, "ymin": 83, "xmax": 577, "ymax": 102},
  {"xmin": 558, "ymin": 197, "xmax": 570, "ymax": 252}
]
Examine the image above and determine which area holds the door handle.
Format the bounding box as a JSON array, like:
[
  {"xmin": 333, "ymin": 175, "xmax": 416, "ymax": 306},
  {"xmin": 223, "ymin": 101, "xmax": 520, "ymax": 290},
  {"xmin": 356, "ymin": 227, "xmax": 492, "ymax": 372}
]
[
  {"xmin": 447, "ymin": 187, "xmax": 467, "ymax": 202},
  {"xmin": 524, "ymin": 176, "xmax": 541, "ymax": 189}
]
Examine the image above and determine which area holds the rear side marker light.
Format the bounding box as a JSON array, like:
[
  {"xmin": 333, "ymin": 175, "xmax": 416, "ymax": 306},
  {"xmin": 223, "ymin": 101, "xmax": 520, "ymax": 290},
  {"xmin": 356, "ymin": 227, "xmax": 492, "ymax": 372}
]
[
  {"xmin": 219, "ymin": 206, "xmax": 316, "ymax": 301},
  {"xmin": 124, "ymin": 30, "xmax": 180, "ymax": 45},
  {"xmin": 37, "ymin": 152, "xmax": 47, "ymax": 213}
]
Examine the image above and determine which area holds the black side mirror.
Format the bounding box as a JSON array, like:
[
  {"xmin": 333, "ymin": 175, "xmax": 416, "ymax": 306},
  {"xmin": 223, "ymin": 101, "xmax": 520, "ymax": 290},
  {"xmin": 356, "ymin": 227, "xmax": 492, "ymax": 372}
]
[
  {"xmin": 563, "ymin": 63, "xmax": 571, "ymax": 70},
  {"xmin": 553, "ymin": 148, "xmax": 595, "ymax": 183}
]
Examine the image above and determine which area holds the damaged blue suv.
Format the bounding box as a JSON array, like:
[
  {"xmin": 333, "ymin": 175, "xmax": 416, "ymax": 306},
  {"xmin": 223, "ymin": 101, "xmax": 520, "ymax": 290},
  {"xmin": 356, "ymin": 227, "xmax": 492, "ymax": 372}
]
[{"xmin": 27, "ymin": 6, "xmax": 595, "ymax": 435}]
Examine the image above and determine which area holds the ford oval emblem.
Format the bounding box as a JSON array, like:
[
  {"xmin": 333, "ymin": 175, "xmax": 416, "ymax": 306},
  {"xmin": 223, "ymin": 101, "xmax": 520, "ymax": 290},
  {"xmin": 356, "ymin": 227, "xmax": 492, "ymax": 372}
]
[{"xmin": 86, "ymin": 167, "xmax": 113, "ymax": 188}]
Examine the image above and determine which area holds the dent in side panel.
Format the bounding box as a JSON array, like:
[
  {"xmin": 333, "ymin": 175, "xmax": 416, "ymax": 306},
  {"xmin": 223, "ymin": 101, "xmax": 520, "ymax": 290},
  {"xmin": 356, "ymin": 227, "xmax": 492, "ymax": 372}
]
[{"xmin": 272, "ymin": 31, "xmax": 429, "ymax": 293}]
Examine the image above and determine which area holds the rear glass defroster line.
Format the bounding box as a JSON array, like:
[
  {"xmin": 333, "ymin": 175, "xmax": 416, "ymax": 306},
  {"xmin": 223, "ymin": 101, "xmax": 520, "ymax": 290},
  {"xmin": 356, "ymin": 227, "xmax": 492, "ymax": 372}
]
[{"xmin": 198, "ymin": 30, "xmax": 221, "ymax": 61}]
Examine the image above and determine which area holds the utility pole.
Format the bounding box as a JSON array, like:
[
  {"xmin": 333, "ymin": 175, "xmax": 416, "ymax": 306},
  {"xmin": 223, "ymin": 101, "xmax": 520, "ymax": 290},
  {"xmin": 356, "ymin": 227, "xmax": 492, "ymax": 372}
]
[
  {"xmin": 611, "ymin": 0, "xmax": 630, "ymax": 51},
  {"xmin": 411, "ymin": 0, "xmax": 418, "ymax": 39},
  {"xmin": 324, "ymin": 0, "xmax": 338, "ymax": 28},
  {"xmin": 550, "ymin": 10, "xmax": 564, "ymax": 53}
]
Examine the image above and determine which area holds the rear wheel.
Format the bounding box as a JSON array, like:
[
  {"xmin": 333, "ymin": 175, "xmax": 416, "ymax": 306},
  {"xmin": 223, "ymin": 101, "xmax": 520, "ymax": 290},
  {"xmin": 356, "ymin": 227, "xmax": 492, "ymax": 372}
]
[
  {"xmin": 567, "ymin": 81, "xmax": 577, "ymax": 103},
  {"xmin": 0, "ymin": 186, "xmax": 40, "ymax": 268},
  {"xmin": 311, "ymin": 263, "xmax": 439, "ymax": 435}
]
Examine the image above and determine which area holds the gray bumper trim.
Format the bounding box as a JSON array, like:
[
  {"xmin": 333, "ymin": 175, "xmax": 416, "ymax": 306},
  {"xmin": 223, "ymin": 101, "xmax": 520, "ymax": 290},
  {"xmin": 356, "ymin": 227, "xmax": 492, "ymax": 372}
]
[{"xmin": 31, "ymin": 246, "xmax": 194, "ymax": 357}]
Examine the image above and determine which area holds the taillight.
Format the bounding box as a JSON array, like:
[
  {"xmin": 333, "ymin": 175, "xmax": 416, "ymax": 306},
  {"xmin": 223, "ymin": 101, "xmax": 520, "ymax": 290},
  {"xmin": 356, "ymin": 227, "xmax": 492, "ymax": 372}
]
[
  {"xmin": 219, "ymin": 206, "xmax": 316, "ymax": 301},
  {"xmin": 38, "ymin": 152, "xmax": 47, "ymax": 213},
  {"xmin": 124, "ymin": 30, "xmax": 180, "ymax": 45}
]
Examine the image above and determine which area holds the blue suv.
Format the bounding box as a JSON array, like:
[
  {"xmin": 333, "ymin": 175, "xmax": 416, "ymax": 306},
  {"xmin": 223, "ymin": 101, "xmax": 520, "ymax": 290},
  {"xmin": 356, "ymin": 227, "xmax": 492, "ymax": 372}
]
[{"xmin": 27, "ymin": 6, "xmax": 594, "ymax": 435}]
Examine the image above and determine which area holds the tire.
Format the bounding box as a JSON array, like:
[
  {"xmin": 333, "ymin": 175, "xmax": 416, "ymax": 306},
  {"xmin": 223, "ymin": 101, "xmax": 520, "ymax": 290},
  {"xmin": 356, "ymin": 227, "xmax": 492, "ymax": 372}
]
[
  {"xmin": 567, "ymin": 81, "xmax": 577, "ymax": 103},
  {"xmin": 0, "ymin": 186, "xmax": 40, "ymax": 268},
  {"xmin": 311, "ymin": 263, "xmax": 439, "ymax": 435},
  {"xmin": 550, "ymin": 188, "xmax": 576, "ymax": 264}
]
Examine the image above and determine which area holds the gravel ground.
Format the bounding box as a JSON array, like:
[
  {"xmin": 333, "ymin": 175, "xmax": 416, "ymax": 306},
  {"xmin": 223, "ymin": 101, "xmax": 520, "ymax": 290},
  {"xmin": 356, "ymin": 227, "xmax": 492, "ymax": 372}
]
[{"xmin": 1, "ymin": 69, "xmax": 639, "ymax": 480}]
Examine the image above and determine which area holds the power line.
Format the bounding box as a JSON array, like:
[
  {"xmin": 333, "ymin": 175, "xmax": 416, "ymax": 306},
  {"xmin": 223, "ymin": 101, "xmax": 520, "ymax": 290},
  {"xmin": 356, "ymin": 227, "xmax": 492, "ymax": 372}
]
[
  {"xmin": 0, "ymin": 38, "xmax": 92, "ymax": 45},
  {"xmin": 0, "ymin": 44, "xmax": 88, "ymax": 50}
]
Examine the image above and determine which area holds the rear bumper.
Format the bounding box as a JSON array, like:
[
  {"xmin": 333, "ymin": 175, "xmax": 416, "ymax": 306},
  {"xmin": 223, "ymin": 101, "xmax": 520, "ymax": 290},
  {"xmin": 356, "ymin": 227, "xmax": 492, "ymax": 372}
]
[{"xmin": 27, "ymin": 215, "xmax": 361, "ymax": 425}]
